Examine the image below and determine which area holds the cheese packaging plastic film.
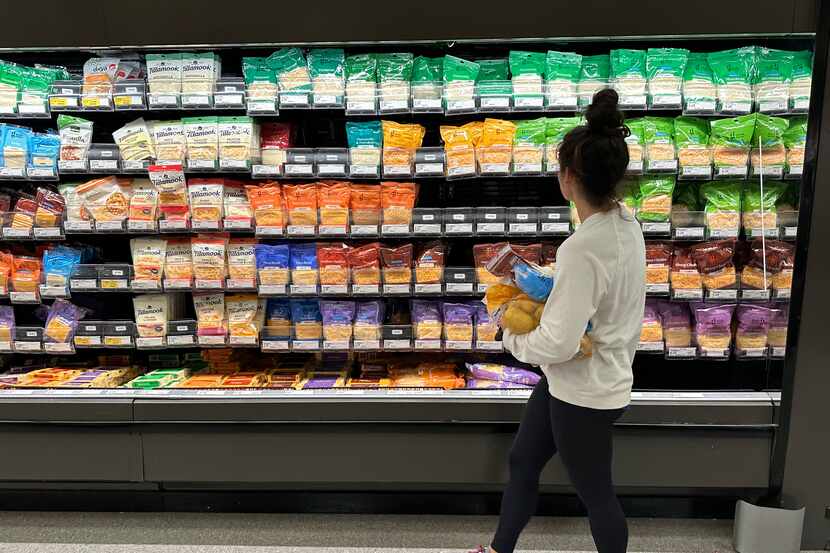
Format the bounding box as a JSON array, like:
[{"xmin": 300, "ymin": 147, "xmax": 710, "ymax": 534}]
[
  {"xmin": 380, "ymin": 244, "xmax": 413, "ymax": 284},
  {"xmin": 735, "ymin": 304, "xmax": 772, "ymax": 351},
  {"xmin": 225, "ymin": 294, "xmax": 260, "ymax": 339},
  {"xmin": 742, "ymin": 180, "xmax": 786, "ymax": 232},
  {"xmin": 113, "ymin": 118, "xmax": 155, "ymax": 161},
  {"xmin": 82, "ymin": 57, "xmax": 119, "ymax": 95},
  {"xmin": 269, "ymin": 47, "xmax": 311, "ymax": 92},
  {"xmin": 415, "ymin": 242, "xmax": 446, "ymax": 284},
  {"xmin": 412, "ymin": 300, "xmax": 442, "ymax": 340},
  {"xmin": 443, "ymin": 55, "xmax": 480, "ymax": 106},
  {"xmin": 350, "ymin": 184, "xmax": 381, "ymax": 226},
  {"xmin": 191, "ymin": 234, "xmax": 227, "ymax": 282},
  {"xmin": 193, "ymin": 292, "xmax": 226, "ymax": 336},
  {"xmin": 646, "ymin": 48, "xmax": 689, "ymax": 103},
  {"xmin": 640, "ymin": 300, "xmax": 663, "ymax": 343},
  {"xmin": 259, "ymin": 122, "xmax": 292, "ymax": 166},
  {"xmin": 246, "ymin": 182, "xmax": 283, "ymax": 228},
  {"xmin": 227, "ymin": 238, "xmax": 256, "ymax": 281},
  {"xmin": 184, "ymin": 116, "xmax": 218, "ymax": 167},
  {"xmin": 682, "ymin": 53, "xmax": 716, "ymax": 109},
  {"xmin": 657, "ymin": 301, "xmax": 693, "ymax": 348},
  {"xmin": 382, "ymin": 121, "xmax": 424, "ymax": 167},
  {"xmin": 783, "ymin": 116, "xmax": 807, "ymax": 170},
  {"xmin": 290, "ymin": 299, "xmax": 322, "ymax": 340},
  {"xmin": 164, "ymin": 238, "xmax": 193, "ymax": 283},
  {"xmin": 349, "ymin": 243, "xmax": 381, "ymax": 285},
  {"xmin": 75, "ymin": 176, "xmax": 131, "ymax": 223},
  {"xmin": 149, "ymin": 165, "xmax": 189, "ymax": 222},
  {"xmin": 130, "ymin": 238, "xmax": 166, "ymax": 283},
  {"xmin": 308, "ymin": 48, "xmax": 345, "ymax": 101},
  {"xmin": 377, "ymin": 53, "xmax": 413, "ymax": 107},
  {"xmin": 44, "ymin": 299, "xmax": 86, "ymax": 344},
  {"xmin": 146, "ymin": 53, "xmax": 183, "ymax": 95},
  {"xmin": 510, "ymin": 50, "xmax": 546, "ymax": 98},
  {"xmin": 353, "ymin": 300, "xmax": 383, "ymax": 341},
  {"xmin": 577, "ymin": 55, "xmax": 610, "ymax": 107},
  {"xmin": 187, "ymin": 178, "xmax": 224, "ymax": 223},
  {"xmin": 133, "ymin": 294, "xmax": 169, "ymax": 338}
]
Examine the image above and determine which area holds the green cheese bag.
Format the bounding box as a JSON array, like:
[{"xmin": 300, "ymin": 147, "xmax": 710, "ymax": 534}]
[
  {"xmin": 307, "ymin": 48, "xmax": 345, "ymax": 103},
  {"xmin": 709, "ymin": 114, "xmax": 756, "ymax": 170},
  {"xmin": 618, "ymin": 178, "xmax": 642, "ymax": 212},
  {"xmin": 643, "ymin": 117, "xmax": 676, "ymax": 170},
  {"xmin": 544, "ymin": 116, "xmax": 582, "ymax": 170},
  {"xmin": 413, "ymin": 56, "xmax": 443, "ymax": 82},
  {"xmin": 701, "ymin": 180, "xmax": 742, "ymax": 232},
  {"xmin": 344, "ymin": 54, "xmax": 377, "ymax": 109},
  {"xmin": 789, "ymin": 50, "xmax": 813, "ymax": 110},
  {"xmin": 345, "ymin": 54, "xmax": 377, "ymax": 83},
  {"xmin": 509, "ymin": 51, "xmax": 546, "ymax": 99},
  {"xmin": 625, "ymin": 117, "xmax": 645, "ymax": 167},
  {"xmin": 750, "ymin": 113, "xmax": 788, "ymax": 171},
  {"xmin": 476, "ymin": 59, "xmax": 511, "ymax": 98},
  {"xmin": 610, "ymin": 49, "xmax": 647, "ymax": 97},
  {"xmin": 411, "ymin": 56, "xmax": 443, "ymax": 107},
  {"xmin": 682, "ymin": 52, "xmax": 716, "ymax": 110},
  {"xmin": 707, "ymin": 48, "xmax": 754, "ymax": 111},
  {"xmin": 782, "ymin": 116, "xmax": 807, "ymax": 171},
  {"xmin": 577, "ymin": 55, "xmax": 610, "ymax": 107},
  {"xmin": 443, "ymin": 55, "xmax": 480, "ymax": 107},
  {"xmin": 753, "ymin": 48, "xmax": 794, "ymax": 110},
  {"xmin": 267, "ymin": 48, "xmax": 311, "ymax": 92},
  {"xmin": 376, "ymin": 53, "xmax": 414, "ymax": 82},
  {"xmin": 346, "ymin": 121, "xmax": 382, "ymax": 148},
  {"xmin": 741, "ymin": 180, "xmax": 787, "ymax": 232},
  {"xmin": 513, "ymin": 118, "xmax": 547, "ymax": 170},
  {"xmin": 637, "ymin": 175, "xmax": 676, "ymax": 222},
  {"xmin": 646, "ymin": 48, "xmax": 689, "ymax": 104},
  {"xmin": 545, "ymin": 50, "xmax": 582, "ymax": 107},
  {"xmin": 674, "ymin": 116, "xmax": 711, "ymax": 169}
]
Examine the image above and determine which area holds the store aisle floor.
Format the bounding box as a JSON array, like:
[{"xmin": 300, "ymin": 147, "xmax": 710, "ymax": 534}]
[{"xmin": 0, "ymin": 512, "xmax": 742, "ymax": 552}]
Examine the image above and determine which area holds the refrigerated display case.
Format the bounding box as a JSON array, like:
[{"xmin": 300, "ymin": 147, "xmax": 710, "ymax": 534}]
[{"xmin": 0, "ymin": 1, "xmax": 824, "ymax": 524}]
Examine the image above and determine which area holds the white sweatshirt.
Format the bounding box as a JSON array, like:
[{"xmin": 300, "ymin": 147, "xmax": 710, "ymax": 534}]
[{"xmin": 503, "ymin": 204, "xmax": 646, "ymax": 410}]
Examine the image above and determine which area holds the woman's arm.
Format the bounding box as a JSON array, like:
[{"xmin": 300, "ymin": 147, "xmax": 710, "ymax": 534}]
[{"xmin": 503, "ymin": 245, "xmax": 607, "ymax": 366}]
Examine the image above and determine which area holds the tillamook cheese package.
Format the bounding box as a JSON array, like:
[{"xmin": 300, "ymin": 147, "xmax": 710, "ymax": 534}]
[{"xmin": 133, "ymin": 294, "xmax": 169, "ymax": 338}]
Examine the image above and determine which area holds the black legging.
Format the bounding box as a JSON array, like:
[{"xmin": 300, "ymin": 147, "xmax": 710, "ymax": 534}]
[{"xmin": 492, "ymin": 377, "xmax": 628, "ymax": 553}]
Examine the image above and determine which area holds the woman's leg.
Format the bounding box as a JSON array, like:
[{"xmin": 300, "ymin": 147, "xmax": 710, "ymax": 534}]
[
  {"xmin": 549, "ymin": 396, "xmax": 627, "ymax": 553},
  {"xmin": 491, "ymin": 378, "xmax": 558, "ymax": 553}
]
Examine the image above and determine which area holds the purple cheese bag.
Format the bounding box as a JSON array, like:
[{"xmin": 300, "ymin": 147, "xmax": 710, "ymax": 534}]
[
  {"xmin": 736, "ymin": 305, "xmax": 773, "ymax": 334},
  {"xmin": 691, "ymin": 302, "xmax": 736, "ymax": 336},
  {"xmin": 465, "ymin": 362, "xmax": 541, "ymax": 386},
  {"xmin": 355, "ymin": 300, "xmax": 384, "ymax": 326},
  {"xmin": 0, "ymin": 305, "xmax": 15, "ymax": 341},
  {"xmin": 44, "ymin": 299, "xmax": 87, "ymax": 343},
  {"xmin": 466, "ymin": 378, "xmax": 534, "ymax": 389},
  {"xmin": 319, "ymin": 300, "xmax": 356, "ymax": 326},
  {"xmin": 411, "ymin": 300, "xmax": 442, "ymax": 323},
  {"xmin": 442, "ymin": 302, "xmax": 475, "ymax": 325},
  {"xmin": 656, "ymin": 300, "xmax": 691, "ymax": 330},
  {"xmin": 643, "ymin": 299, "xmax": 661, "ymax": 325}
]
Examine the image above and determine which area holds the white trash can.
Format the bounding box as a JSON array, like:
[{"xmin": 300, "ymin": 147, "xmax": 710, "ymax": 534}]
[{"xmin": 734, "ymin": 499, "xmax": 806, "ymax": 553}]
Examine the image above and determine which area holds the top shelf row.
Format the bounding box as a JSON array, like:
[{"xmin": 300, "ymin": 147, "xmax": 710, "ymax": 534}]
[
  {"xmin": 0, "ymin": 78, "xmax": 810, "ymax": 119},
  {"xmin": 0, "ymin": 46, "xmax": 813, "ymax": 118}
]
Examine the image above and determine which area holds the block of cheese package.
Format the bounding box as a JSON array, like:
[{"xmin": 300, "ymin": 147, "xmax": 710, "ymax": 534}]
[
  {"xmin": 127, "ymin": 369, "xmax": 190, "ymax": 389},
  {"xmin": 44, "ymin": 299, "xmax": 86, "ymax": 344}
]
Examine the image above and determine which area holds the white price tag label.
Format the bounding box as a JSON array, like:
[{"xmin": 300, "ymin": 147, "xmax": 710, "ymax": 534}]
[
  {"xmin": 674, "ymin": 227, "xmax": 705, "ymax": 239},
  {"xmin": 477, "ymin": 222, "xmax": 505, "ymax": 234},
  {"xmin": 759, "ymin": 100, "xmax": 787, "ymax": 113},
  {"xmin": 480, "ymin": 162, "xmax": 510, "ymax": 174},
  {"xmin": 380, "ymin": 99, "xmax": 408, "ymax": 111},
  {"xmin": 351, "ymin": 284, "xmax": 380, "ymax": 295},
  {"xmin": 413, "ymin": 98, "xmax": 442, "ymax": 110},
  {"xmin": 445, "ymin": 340, "xmax": 473, "ymax": 351},
  {"xmin": 619, "ymin": 95, "xmax": 647, "ymax": 107},
  {"xmin": 414, "ymin": 283, "xmax": 442, "ymax": 294},
  {"xmin": 381, "ymin": 224, "xmax": 409, "ymax": 235},
  {"xmin": 289, "ymin": 284, "xmax": 317, "ymax": 295},
  {"xmin": 317, "ymin": 163, "xmax": 346, "ymax": 175},
  {"xmin": 476, "ymin": 340, "xmax": 504, "ymax": 351},
  {"xmin": 229, "ymin": 336, "xmax": 258, "ymax": 346},
  {"xmin": 195, "ymin": 279, "xmax": 223, "ymax": 290},
  {"xmin": 3, "ymin": 227, "xmax": 31, "ymax": 238},
  {"xmin": 252, "ymin": 165, "xmax": 281, "ymax": 177},
  {"xmin": 158, "ymin": 219, "xmax": 188, "ymax": 231},
  {"xmin": 509, "ymin": 223, "xmax": 537, "ymax": 234},
  {"xmin": 323, "ymin": 340, "xmax": 349, "ymax": 350},
  {"xmin": 44, "ymin": 342, "xmax": 73, "ymax": 353},
  {"xmin": 318, "ymin": 226, "xmax": 347, "ymax": 237},
  {"xmin": 292, "ymin": 340, "xmax": 320, "ymax": 351},
  {"xmin": 226, "ymin": 278, "xmax": 256, "ymax": 290},
  {"xmin": 650, "ymin": 94, "xmax": 682, "ymax": 107},
  {"xmin": 771, "ymin": 346, "xmax": 786, "ymax": 358},
  {"xmin": 680, "ymin": 165, "xmax": 711, "ymax": 178},
  {"xmin": 415, "ymin": 162, "xmax": 444, "ymax": 175},
  {"xmin": 349, "ymin": 164, "xmax": 380, "ymax": 177},
  {"xmin": 95, "ymin": 220, "xmax": 124, "ymax": 231},
  {"xmin": 131, "ymin": 279, "xmax": 161, "ymax": 291},
  {"xmin": 191, "ymin": 220, "xmax": 221, "ymax": 230},
  {"xmin": 541, "ymin": 222, "xmax": 570, "ymax": 234},
  {"xmin": 10, "ymin": 291, "xmax": 38, "ymax": 303},
  {"xmin": 14, "ymin": 341, "xmax": 41, "ymax": 352},
  {"xmin": 122, "ymin": 160, "xmax": 146, "ymax": 171},
  {"xmin": 672, "ymin": 288, "xmax": 704, "ymax": 300},
  {"xmin": 255, "ymin": 226, "xmax": 283, "ymax": 236},
  {"xmin": 514, "ymin": 162, "xmax": 543, "ymax": 174},
  {"xmin": 214, "ymin": 93, "xmax": 244, "ymax": 106},
  {"xmin": 89, "ymin": 159, "xmax": 118, "ymax": 171},
  {"xmin": 181, "ymin": 95, "xmax": 211, "ymax": 106},
  {"xmin": 413, "ymin": 223, "xmax": 441, "ymax": 234},
  {"xmin": 775, "ymin": 288, "xmax": 791, "ymax": 299},
  {"xmin": 149, "ymin": 94, "xmax": 178, "ymax": 107},
  {"xmin": 383, "ymin": 284, "xmax": 411, "ymax": 295},
  {"xmin": 383, "ymin": 164, "xmax": 411, "ymax": 176},
  {"xmin": 59, "ymin": 159, "xmax": 87, "ymax": 172},
  {"xmin": 478, "ymin": 96, "xmax": 510, "ymax": 111},
  {"xmin": 167, "ymin": 335, "xmax": 195, "ymax": 346},
  {"xmin": 74, "ymin": 336, "xmax": 103, "ymax": 347},
  {"xmin": 70, "ymin": 279, "xmax": 98, "ymax": 290},
  {"xmin": 445, "ymin": 282, "xmax": 474, "ymax": 294},
  {"xmin": 646, "ymin": 283, "xmax": 670, "ymax": 295},
  {"xmin": 750, "ymin": 227, "xmax": 779, "ymax": 238},
  {"xmin": 447, "ymin": 98, "xmax": 477, "ymax": 111},
  {"xmin": 445, "ymin": 223, "xmax": 473, "ymax": 234},
  {"xmin": 667, "ymin": 347, "xmax": 697, "ymax": 358},
  {"xmin": 514, "ymin": 96, "xmax": 544, "ymax": 108},
  {"xmin": 641, "ymin": 222, "xmax": 670, "ymax": 234},
  {"xmin": 721, "ymin": 100, "xmax": 751, "ymax": 113},
  {"xmin": 350, "ymin": 225, "xmax": 379, "ymax": 236},
  {"xmin": 709, "ymin": 228, "xmax": 739, "ymax": 239},
  {"xmin": 320, "ymin": 284, "xmax": 348, "ymax": 295},
  {"xmin": 246, "ymin": 100, "xmax": 276, "ymax": 113},
  {"xmin": 707, "ymin": 289, "xmax": 738, "ymax": 300},
  {"xmin": 219, "ymin": 159, "xmax": 249, "ymax": 170},
  {"xmin": 740, "ymin": 348, "xmax": 767, "ymax": 358},
  {"xmin": 716, "ymin": 166, "xmax": 748, "ymax": 178},
  {"xmin": 547, "ymin": 95, "xmax": 578, "ymax": 109},
  {"xmin": 638, "ymin": 341, "xmax": 664, "ymax": 352},
  {"xmin": 287, "ymin": 225, "xmax": 316, "ymax": 236},
  {"xmin": 313, "ymin": 94, "xmax": 339, "ymax": 105},
  {"xmin": 127, "ymin": 220, "xmax": 155, "ymax": 232},
  {"xmin": 787, "ymin": 165, "xmax": 803, "ymax": 177},
  {"xmin": 353, "ymin": 340, "xmax": 381, "ymax": 350},
  {"xmin": 223, "ymin": 219, "xmax": 252, "ymax": 230},
  {"xmin": 261, "ymin": 340, "xmax": 290, "ymax": 351},
  {"xmin": 346, "ymin": 100, "xmax": 375, "ymax": 112},
  {"xmin": 647, "ymin": 159, "xmax": 678, "ymax": 172},
  {"xmin": 198, "ymin": 335, "xmax": 226, "ymax": 346},
  {"xmin": 188, "ymin": 159, "xmax": 216, "ymax": 170},
  {"xmin": 784, "ymin": 226, "xmax": 798, "ymax": 238},
  {"xmin": 39, "ymin": 285, "xmax": 67, "ymax": 298},
  {"xmin": 280, "ymin": 93, "xmax": 309, "ymax": 106},
  {"xmin": 414, "ymin": 339, "xmax": 442, "ymax": 350},
  {"xmin": 258, "ymin": 284, "xmax": 287, "ymax": 295},
  {"xmin": 741, "ymin": 289, "xmax": 771, "ymax": 300},
  {"xmin": 104, "ymin": 335, "xmax": 134, "ymax": 347},
  {"xmin": 27, "ymin": 167, "xmax": 56, "ymax": 178},
  {"xmin": 383, "ymin": 339, "xmax": 411, "ymax": 350},
  {"xmin": 164, "ymin": 279, "xmax": 192, "ymax": 290}
]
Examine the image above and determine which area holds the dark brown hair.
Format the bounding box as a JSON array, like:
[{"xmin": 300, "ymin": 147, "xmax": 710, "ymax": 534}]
[{"xmin": 558, "ymin": 88, "xmax": 630, "ymax": 208}]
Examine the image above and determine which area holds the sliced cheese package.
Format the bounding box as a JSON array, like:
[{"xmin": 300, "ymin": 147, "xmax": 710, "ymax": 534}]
[
  {"xmin": 130, "ymin": 237, "xmax": 166, "ymax": 283},
  {"xmin": 149, "ymin": 164, "xmax": 189, "ymax": 222},
  {"xmin": 112, "ymin": 118, "xmax": 155, "ymax": 161},
  {"xmin": 133, "ymin": 294, "xmax": 169, "ymax": 338},
  {"xmin": 193, "ymin": 292, "xmax": 226, "ymax": 336}
]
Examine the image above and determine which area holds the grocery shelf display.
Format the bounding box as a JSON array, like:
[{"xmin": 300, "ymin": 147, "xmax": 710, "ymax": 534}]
[{"xmin": 0, "ymin": 26, "xmax": 822, "ymax": 512}]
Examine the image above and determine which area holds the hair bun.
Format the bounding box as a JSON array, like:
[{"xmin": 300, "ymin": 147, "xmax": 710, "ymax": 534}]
[{"xmin": 586, "ymin": 89, "xmax": 628, "ymax": 138}]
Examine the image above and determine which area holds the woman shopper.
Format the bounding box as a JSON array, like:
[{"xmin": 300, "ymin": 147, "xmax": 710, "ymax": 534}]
[{"xmin": 471, "ymin": 89, "xmax": 646, "ymax": 553}]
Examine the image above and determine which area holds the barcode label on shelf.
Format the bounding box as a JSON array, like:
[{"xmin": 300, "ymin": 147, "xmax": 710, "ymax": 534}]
[
  {"xmin": 750, "ymin": 227, "xmax": 779, "ymax": 238},
  {"xmin": 127, "ymin": 220, "xmax": 155, "ymax": 231},
  {"xmin": 783, "ymin": 226, "xmax": 798, "ymax": 238},
  {"xmin": 287, "ymin": 225, "xmax": 315, "ymax": 236},
  {"xmin": 383, "ymin": 284, "xmax": 411, "ymax": 295},
  {"xmin": 290, "ymin": 284, "xmax": 317, "ymax": 295},
  {"xmin": 685, "ymin": 99, "xmax": 716, "ymax": 112},
  {"xmin": 3, "ymin": 228, "xmax": 31, "ymax": 238},
  {"xmin": 701, "ymin": 348, "xmax": 730, "ymax": 358},
  {"xmin": 137, "ymin": 337, "xmax": 165, "ymax": 348},
  {"xmin": 75, "ymin": 336, "xmax": 102, "ymax": 347},
  {"xmin": 159, "ymin": 219, "xmax": 188, "ymax": 231},
  {"xmin": 641, "ymin": 222, "xmax": 670, "ymax": 234},
  {"xmin": 292, "ymin": 340, "xmax": 320, "ymax": 351},
  {"xmin": 226, "ymin": 278, "xmax": 256, "ymax": 290},
  {"xmin": 414, "ymin": 223, "xmax": 441, "ymax": 234},
  {"xmin": 44, "ymin": 342, "xmax": 73, "ymax": 354},
  {"xmin": 480, "ymin": 162, "xmax": 510, "ymax": 174},
  {"xmin": 320, "ymin": 284, "xmax": 349, "ymax": 295},
  {"xmin": 27, "ymin": 167, "xmax": 57, "ymax": 178},
  {"xmin": 667, "ymin": 347, "xmax": 697, "ymax": 358},
  {"xmin": 350, "ymin": 225, "xmax": 379, "ymax": 236},
  {"xmin": 188, "ymin": 221, "xmax": 221, "ymax": 232},
  {"xmin": 352, "ymin": 284, "xmax": 380, "ymax": 295},
  {"xmin": 741, "ymin": 289, "xmax": 771, "ymax": 300},
  {"xmin": 70, "ymin": 279, "xmax": 97, "ymax": 290},
  {"xmin": 229, "ymin": 336, "xmax": 258, "ymax": 346},
  {"xmin": 637, "ymin": 341, "xmax": 664, "ymax": 352},
  {"xmin": 415, "ymin": 162, "xmax": 444, "ymax": 175},
  {"xmin": 445, "ymin": 340, "xmax": 473, "ymax": 351},
  {"xmin": 131, "ymin": 280, "xmax": 161, "ymax": 291},
  {"xmin": 198, "ymin": 335, "xmax": 226, "ymax": 346},
  {"xmin": 284, "ymin": 164, "xmax": 313, "ymax": 176},
  {"xmin": 59, "ymin": 159, "xmax": 87, "ymax": 171},
  {"xmin": 445, "ymin": 223, "xmax": 474, "ymax": 234},
  {"xmin": 164, "ymin": 279, "xmax": 192, "ymax": 290},
  {"xmin": 445, "ymin": 282, "xmax": 474, "ymax": 294},
  {"xmin": 771, "ymin": 347, "xmax": 786, "ymax": 358},
  {"xmin": 514, "ymin": 96, "xmax": 544, "ymax": 108},
  {"xmin": 646, "ymin": 283, "xmax": 670, "ymax": 295},
  {"xmin": 39, "ymin": 285, "xmax": 67, "ymax": 298},
  {"xmin": 96, "ymin": 220, "xmax": 124, "ymax": 231},
  {"xmin": 353, "ymin": 340, "xmax": 380, "ymax": 350},
  {"xmin": 10, "ymin": 291, "xmax": 38, "ymax": 303},
  {"xmin": 509, "ymin": 223, "xmax": 537, "ymax": 233},
  {"xmin": 14, "ymin": 341, "xmax": 41, "ymax": 352},
  {"xmin": 759, "ymin": 100, "xmax": 787, "ymax": 113},
  {"xmin": 414, "ymin": 339, "xmax": 442, "ymax": 350},
  {"xmin": 709, "ymin": 228, "xmax": 739, "ymax": 239},
  {"xmin": 753, "ymin": 166, "xmax": 783, "ymax": 178},
  {"xmin": 477, "ymin": 223, "xmax": 505, "ymax": 234},
  {"xmin": 258, "ymin": 284, "xmax": 287, "ymax": 295},
  {"xmin": 252, "ymin": 165, "xmax": 281, "ymax": 177},
  {"xmin": 680, "ymin": 166, "xmax": 711, "ymax": 178},
  {"xmin": 414, "ymin": 283, "xmax": 442, "ymax": 294},
  {"xmin": 672, "ymin": 288, "xmax": 704, "ymax": 300},
  {"xmin": 619, "ymin": 95, "xmax": 647, "ymax": 108},
  {"xmin": 323, "ymin": 340, "xmax": 349, "ymax": 350},
  {"xmin": 195, "ymin": 279, "xmax": 223, "ymax": 289},
  {"xmin": 349, "ymin": 164, "xmax": 379, "ymax": 176},
  {"xmin": 383, "ymin": 165, "xmax": 411, "ymax": 176},
  {"xmin": 383, "ymin": 339, "xmax": 410, "ymax": 350},
  {"xmin": 674, "ymin": 227, "xmax": 705, "ymax": 239},
  {"xmin": 707, "ymin": 289, "xmax": 738, "ymax": 300},
  {"xmin": 787, "ymin": 165, "xmax": 803, "ymax": 177},
  {"xmin": 476, "ymin": 340, "xmax": 503, "ymax": 351},
  {"xmin": 261, "ymin": 340, "xmax": 290, "ymax": 351},
  {"xmin": 318, "ymin": 164, "xmax": 346, "ymax": 175},
  {"xmin": 412, "ymin": 98, "xmax": 442, "ymax": 110},
  {"xmin": 214, "ymin": 93, "xmax": 244, "ymax": 106},
  {"xmin": 381, "ymin": 224, "xmax": 409, "ymax": 235},
  {"xmin": 716, "ymin": 166, "xmax": 748, "ymax": 178},
  {"xmin": 447, "ymin": 98, "xmax": 477, "ymax": 111},
  {"xmin": 223, "ymin": 219, "xmax": 252, "ymax": 230},
  {"xmin": 255, "ymin": 226, "xmax": 284, "ymax": 236},
  {"xmin": 541, "ymin": 222, "xmax": 570, "ymax": 234},
  {"xmin": 89, "ymin": 159, "xmax": 118, "ymax": 171}
]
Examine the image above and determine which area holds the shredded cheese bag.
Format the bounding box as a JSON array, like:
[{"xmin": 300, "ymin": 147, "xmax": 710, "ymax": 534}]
[
  {"xmin": 380, "ymin": 244, "xmax": 413, "ymax": 284},
  {"xmin": 223, "ymin": 180, "xmax": 253, "ymax": 222},
  {"xmin": 193, "ymin": 293, "xmax": 226, "ymax": 336},
  {"xmin": 146, "ymin": 53, "xmax": 183, "ymax": 95},
  {"xmin": 151, "ymin": 120, "xmax": 187, "ymax": 162},
  {"xmin": 283, "ymin": 183, "xmax": 318, "ymax": 226},
  {"xmin": 227, "ymin": 238, "xmax": 257, "ymax": 280},
  {"xmin": 317, "ymin": 181, "xmax": 351, "ymax": 226},
  {"xmin": 130, "ymin": 238, "xmax": 166, "ymax": 283},
  {"xmin": 11, "ymin": 256, "xmax": 41, "ymax": 293},
  {"xmin": 382, "ymin": 121, "xmax": 425, "ymax": 167},
  {"xmin": 191, "ymin": 235, "xmax": 227, "ymax": 282},
  {"xmin": 381, "ymin": 181, "xmax": 417, "ymax": 225},
  {"xmin": 187, "ymin": 178, "xmax": 224, "ymax": 222},
  {"xmin": 479, "ymin": 118, "xmax": 516, "ymax": 168},
  {"xmin": 149, "ymin": 165, "xmax": 189, "ymax": 222},
  {"xmin": 317, "ymin": 242, "xmax": 350, "ymax": 285},
  {"xmin": 440, "ymin": 125, "xmax": 476, "ymax": 176},
  {"xmin": 129, "ymin": 178, "xmax": 158, "ymax": 224},
  {"xmin": 350, "ymin": 184, "xmax": 381, "ymax": 226},
  {"xmin": 349, "ymin": 243, "xmax": 381, "ymax": 285},
  {"xmin": 246, "ymin": 182, "xmax": 283, "ymax": 227},
  {"xmin": 218, "ymin": 116, "xmax": 253, "ymax": 164},
  {"xmin": 164, "ymin": 238, "xmax": 193, "ymax": 282},
  {"xmin": 184, "ymin": 116, "xmax": 219, "ymax": 165},
  {"xmin": 225, "ymin": 294, "xmax": 260, "ymax": 338}
]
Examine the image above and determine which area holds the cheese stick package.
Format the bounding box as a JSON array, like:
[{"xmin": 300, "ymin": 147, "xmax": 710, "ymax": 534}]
[
  {"xmin": 225, "ymin": 294, "xmax": 260, "ymax": 339},
  {"xmin": 246, "ymin": 182, "xmax": 284, "ymax": 228},
  {"xmin": 130, "ymin": 238, "xmax": 166, "ymax": 283},
  {"xmin": 255, "ymin": 243, "xmax": 290, "ymax": 285},
  {"xmin": 113, "ymin": 118, "xmax": 155, "ymax": 161},
  {"xmin": 149, "ymin": 165, "xmax": 189, "ymax": 222},
  {"xmin": 133, "ymin": 294, "xmax": 169, "ymax": 338},
  {"xmin": 187, "ymin": 178, "xmax": 224, "ymax": 223},
  {"xmin": 191, "ymin": 234, "xmax": 227, "ymax": 282},
  {"xmin": 227, "ymin": 238, "xmax": 257, "ymax": 281},
  {"xmin": 193, "ymin": 293, "xmax": 226, "ymax": 336},
  {"xmin": 164, "ymin": 238, "xmax": 193, "ymax": 283}
]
